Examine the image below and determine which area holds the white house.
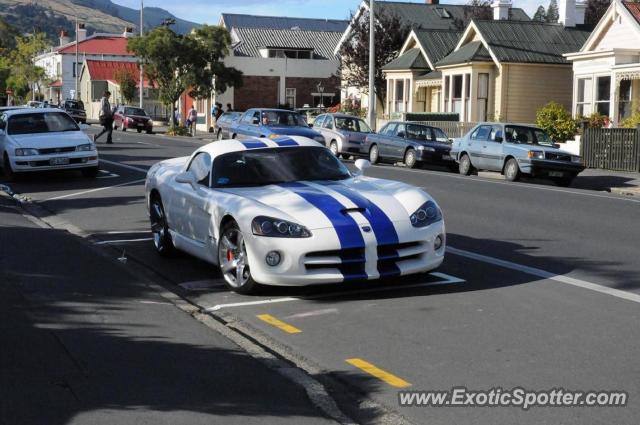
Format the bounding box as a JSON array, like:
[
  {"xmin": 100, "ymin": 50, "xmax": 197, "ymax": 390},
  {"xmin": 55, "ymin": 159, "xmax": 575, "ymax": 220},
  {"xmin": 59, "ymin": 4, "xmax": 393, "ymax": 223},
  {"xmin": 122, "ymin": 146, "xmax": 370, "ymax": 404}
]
[
  {"xmin": 565, "ymin": 0, "xmax": 640, "ymax": 124},
  {"xmin": 35, "ymin": 27, "xmax": 138, "ymax": 103}
]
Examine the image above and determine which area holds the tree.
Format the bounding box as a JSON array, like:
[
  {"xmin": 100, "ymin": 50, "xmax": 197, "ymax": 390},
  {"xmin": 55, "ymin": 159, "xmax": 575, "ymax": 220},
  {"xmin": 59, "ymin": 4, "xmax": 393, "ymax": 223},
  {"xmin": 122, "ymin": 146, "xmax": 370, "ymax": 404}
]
[
  {"xmin": 338, "ymin": 9, "xmax": 411, "ymax": 110},
  {"xmin": 0, "ymin": 18, "xmax": 18, "ymax": 55},
  {"xmin": 114, "ymin": 69, "xmax": 137, "ymax": 105},
  {"xmin": 127, "ymin": 25, "xmax": 241, "ymax": 125},
  {"xmin": 546, "ymin": 0, "xmax": 560, "ymax": 23},
  {"xmin": 535, "ymin": 102, "xmax": 578, "ymax": 143},
  {"xmin": 585, "ymin": 0, "xmax": 611, "ymax": 26},
  {"xmin": 7, "ymin": 32, "xmax": 49, "ymax": 101},
  {"xmin": 533, "ymin": 5, "xmax": 547, "ymax": 22},
  {"xmin": 453, "ymin": 0, "xmax": 493, "ymax": 30}
]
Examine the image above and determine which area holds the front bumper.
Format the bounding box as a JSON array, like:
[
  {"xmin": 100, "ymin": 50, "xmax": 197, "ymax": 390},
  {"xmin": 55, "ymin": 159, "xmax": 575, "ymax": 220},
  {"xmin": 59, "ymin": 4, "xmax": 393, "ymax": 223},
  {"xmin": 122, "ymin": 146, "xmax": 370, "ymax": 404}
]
[
  {"xmin": 10, "ymin": 151, "xmax": 99, "ymax": 172},
  {"xmin": 124, "ymin": 120, "xmax": 153, "ymax": 130},
  {"xmin": 245, "ymin": 221, "xmax": 446, "ymax": 286},
  {"xmin": 522, "ymin": 159, "xmax": 585, "ymax": 177}
]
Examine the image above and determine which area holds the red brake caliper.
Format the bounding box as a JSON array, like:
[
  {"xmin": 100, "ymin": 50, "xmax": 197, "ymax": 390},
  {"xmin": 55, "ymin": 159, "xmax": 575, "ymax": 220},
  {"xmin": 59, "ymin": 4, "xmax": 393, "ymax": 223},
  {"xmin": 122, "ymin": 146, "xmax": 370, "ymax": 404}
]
[{"xmin": 227, "ymin": 249, "xmax": 234, "ymax": 262}]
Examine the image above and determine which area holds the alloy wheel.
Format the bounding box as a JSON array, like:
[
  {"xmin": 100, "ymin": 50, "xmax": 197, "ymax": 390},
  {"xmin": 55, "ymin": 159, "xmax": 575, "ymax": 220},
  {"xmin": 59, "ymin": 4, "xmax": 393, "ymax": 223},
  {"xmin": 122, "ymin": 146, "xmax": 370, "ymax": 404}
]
[{"xmin": 218, "ymin": 227, "xmax": 250, "ymax": 288}]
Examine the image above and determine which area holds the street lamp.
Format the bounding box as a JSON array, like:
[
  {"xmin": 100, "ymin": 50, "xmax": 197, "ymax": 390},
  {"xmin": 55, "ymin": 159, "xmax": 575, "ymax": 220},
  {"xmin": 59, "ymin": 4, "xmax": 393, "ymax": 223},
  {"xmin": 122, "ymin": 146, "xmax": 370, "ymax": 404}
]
[
  {"xmin": 139, "ymin": 0, "xmax": 144, "ymax": 108},
  {"xmin": 316, "ymin": 82, "xmax": 325, "ymax": 108}
]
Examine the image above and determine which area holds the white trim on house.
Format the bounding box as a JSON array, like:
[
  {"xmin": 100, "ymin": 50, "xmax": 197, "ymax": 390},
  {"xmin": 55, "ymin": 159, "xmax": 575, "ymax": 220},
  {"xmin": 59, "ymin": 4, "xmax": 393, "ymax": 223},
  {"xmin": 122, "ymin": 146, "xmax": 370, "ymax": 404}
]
[
  {"xmin": 580, "ymin": 0, "xmax": 640, "ymax": 52},
  {"xmin": 333, "ymin": 0, "xmax": 368, "ymax": 56},
  {"xmin": 453, "ymin": 21, "xmax": 502, "ymax": 69}
]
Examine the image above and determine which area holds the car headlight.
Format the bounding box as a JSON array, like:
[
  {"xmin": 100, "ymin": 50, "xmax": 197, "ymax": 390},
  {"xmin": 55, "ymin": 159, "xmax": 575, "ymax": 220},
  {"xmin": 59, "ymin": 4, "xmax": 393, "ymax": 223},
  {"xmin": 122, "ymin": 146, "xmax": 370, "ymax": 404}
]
[
  {"xmin": 410, "ymin": 200, "xmax": 442, "ymax": 228},
  {"xmin": 417, "ymin": 145, "xmax": 435, "ymax": 152},
  {"xmin": 527, "ymin": 150, "xmax": 545, "ymax": 159},
  {"xmin": 313, "ymin": 135, "xmax": 326, "ymax": 144},
  {"xmin": 76, "ymin": 143, "xmax": 95, "ymax": 152},
  {"xmin": 571, "ymin": 155, "xmax": 582, "ymax": 163},
  {"xmin": 15, "ymin": 148, "xmax": 39, "ymax": 156},
  {"xmin": 251, "ymin": 216, "xmax": 312, "ymax": 238}
]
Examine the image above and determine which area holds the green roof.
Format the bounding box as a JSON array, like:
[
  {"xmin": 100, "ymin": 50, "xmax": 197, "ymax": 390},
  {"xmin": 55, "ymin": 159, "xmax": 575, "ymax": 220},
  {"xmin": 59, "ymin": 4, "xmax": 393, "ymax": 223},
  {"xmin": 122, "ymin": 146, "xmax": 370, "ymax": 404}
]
[
  {"xmin": 413, "ymin": 29, "xmax": 463, "ymax": 65},
  {"xmin": 473, "ymin": 20, "xmax": 591, "ymax": 64},
  {"xmin": 436, "ymin": 41, "xmax": 492, "ymax": 67},
  {"xmin": 375, "ymin": 2, "xmax": 530, "ymax": 30},
  {"xmin": 416, "ymin": 70, "xmax": 442, "ymax": 80},
  {"xmin": 382, "ymin": 48, "xmax": 429, "ymax": 71}
]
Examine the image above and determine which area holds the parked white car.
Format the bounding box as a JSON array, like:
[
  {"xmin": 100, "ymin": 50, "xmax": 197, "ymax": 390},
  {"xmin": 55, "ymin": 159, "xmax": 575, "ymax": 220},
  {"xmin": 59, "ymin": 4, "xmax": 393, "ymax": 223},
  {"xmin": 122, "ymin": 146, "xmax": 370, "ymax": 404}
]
[
  {"xmin": 0, "ymin": 108, "xmax": 99, "ymax": 181},
  {"xmin": 145, "ymin": 136, "xmax": 446, "ymax": 294}
]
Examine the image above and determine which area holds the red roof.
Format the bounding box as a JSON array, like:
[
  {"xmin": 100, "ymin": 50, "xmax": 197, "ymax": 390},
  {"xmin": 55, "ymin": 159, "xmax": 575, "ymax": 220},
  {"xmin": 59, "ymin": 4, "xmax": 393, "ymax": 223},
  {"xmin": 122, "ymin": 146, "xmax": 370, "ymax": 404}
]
[
  {"xmin": 624, "ymin": 2, "xmax": 640, "ymax": 25},
  {"xmin": 48, "ymin": 80, "xmax": 62, "ymax": 88},
  {"xmin": 58, "ymin": 36, "xmax": 133, "ymax": 56},
  {"xmin": 85, "ymin": 60, "xmax": 155, "ymax": 88}
]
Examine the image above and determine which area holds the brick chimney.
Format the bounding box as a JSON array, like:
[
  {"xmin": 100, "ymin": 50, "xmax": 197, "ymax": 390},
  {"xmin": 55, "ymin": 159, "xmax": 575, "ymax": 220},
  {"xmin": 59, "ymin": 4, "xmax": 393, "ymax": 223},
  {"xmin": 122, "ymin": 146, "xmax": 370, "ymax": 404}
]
[
  {"xmin": 425, "ymin": 0, "xmax": 439, "ymax": 4},
  {"xmin": 491, "ymin": 0, "xmax": 511, "ymax": 20},
  {"xmin": 59, "ymin": 30, "xmax": 70, "ymax": 46},
  {"xmin": 77, "ymin": 23, "xmax": 87, "ymax": 42}
]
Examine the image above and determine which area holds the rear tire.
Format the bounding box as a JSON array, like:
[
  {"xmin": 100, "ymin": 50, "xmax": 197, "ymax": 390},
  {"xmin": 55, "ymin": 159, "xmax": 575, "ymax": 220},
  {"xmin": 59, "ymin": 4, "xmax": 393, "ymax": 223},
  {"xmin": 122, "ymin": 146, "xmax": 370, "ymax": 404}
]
[
  {"xmin": 149, "ymin": 195, "xmax": 175, "ymax": 257},
  {"xmin": 504, "ymin": 158, "xmax": 521, "ymax": 182},
  {"xmin": 404, "ymin": 148, "xmax": 417, "ymax": 169},
  {"xmin": 369, "ymin": 144, "xmax": 379, "ymax": 164},
  {"xmin": 81, "ymin": 166, "xmax": 99, "ymax": 178},
  {"xmin": 459, "ymin": 154, "xmax": 472, "ymax": 175},
  {"xmin": 218, "ymin": 220, "xmax": 258, "ymax": 294}
]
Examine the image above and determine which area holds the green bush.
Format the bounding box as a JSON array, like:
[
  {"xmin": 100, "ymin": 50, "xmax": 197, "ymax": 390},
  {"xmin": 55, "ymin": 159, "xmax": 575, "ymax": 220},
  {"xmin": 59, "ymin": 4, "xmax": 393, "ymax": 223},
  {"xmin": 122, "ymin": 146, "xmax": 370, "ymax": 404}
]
[
  {"xmin": 535, "ymin": 102, "xmax": 578, "ymax": 143},
  {"xmin": 584, "ymin": 112, "xmax": 607, "ymax": 129},
  {"xmin": 166, "ymin": 125, "xmax": 191, "ymax": 136},
  {"xmin": 621, "ymin": 110, "xmax": 640, "ymax": 128}
]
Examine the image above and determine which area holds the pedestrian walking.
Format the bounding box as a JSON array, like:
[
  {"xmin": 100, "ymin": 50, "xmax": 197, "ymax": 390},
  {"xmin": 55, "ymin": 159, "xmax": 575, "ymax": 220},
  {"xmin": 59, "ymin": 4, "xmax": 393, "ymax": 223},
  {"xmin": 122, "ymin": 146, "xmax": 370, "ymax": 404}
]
[
  {"xmin": 189, "ymin": 105, "xmax": 198, "ymax": 136},
  {"xmin": 94, "ymin": 91, "xmax": 113, "ymax": 144}
]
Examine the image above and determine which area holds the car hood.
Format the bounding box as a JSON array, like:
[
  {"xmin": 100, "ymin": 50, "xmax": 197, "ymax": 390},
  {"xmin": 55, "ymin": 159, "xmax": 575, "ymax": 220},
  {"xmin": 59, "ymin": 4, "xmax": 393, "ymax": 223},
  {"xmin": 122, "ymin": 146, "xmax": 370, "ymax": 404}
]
[
  {"xmin": 266, "ymin": 126, "xmax": 321, "ymax": 137},
  {"xmin": 10, "ymin": 131, "xmax": 91, "ymax": 148},
  {"xmin": 220, "ymin": 177, "xmax": 430, "ymax": 230}
]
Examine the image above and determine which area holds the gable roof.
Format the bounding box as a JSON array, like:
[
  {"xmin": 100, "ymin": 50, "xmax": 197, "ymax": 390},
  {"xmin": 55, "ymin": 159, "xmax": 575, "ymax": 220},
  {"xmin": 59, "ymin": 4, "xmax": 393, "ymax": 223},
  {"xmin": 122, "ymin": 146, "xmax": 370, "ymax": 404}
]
[
  {"xmin": 624, "ymin": 1, "xmax": 640, "ymax": 24},
  {"xmin": 575, "ymin": 0, "xmax": 640, "ymax": 53},
  {"xmin": 221, "ymin": 13, "xmax": 348, "ymax": 32},
  {"xmin": 231, "ymin": 27, "xmax": 342, "ymax": 59},
  {"xmin": 412, "ymin": 29, "xmax": 463, "ymax": 65},
  {"xmin": 57, "ymin": 35, "xmax": 133, "ymax": 56},
  {"xmin": 84, "ymin": 60, "xmax": 153, "ymax": 87},
  {"xmin": 437, "ymin": 40, "xmax": 492, "ymax": 67},
  {"xmin": 382, "ymin": 48, "xmax": 429, "ymax": 71}
]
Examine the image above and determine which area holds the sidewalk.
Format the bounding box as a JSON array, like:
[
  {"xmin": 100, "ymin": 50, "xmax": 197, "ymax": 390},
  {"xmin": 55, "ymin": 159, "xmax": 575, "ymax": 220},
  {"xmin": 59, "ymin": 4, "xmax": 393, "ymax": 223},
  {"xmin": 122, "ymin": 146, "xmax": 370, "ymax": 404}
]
[{"xmin": 0, "ymin": 194, "xmax": 337, "ymax": 425}]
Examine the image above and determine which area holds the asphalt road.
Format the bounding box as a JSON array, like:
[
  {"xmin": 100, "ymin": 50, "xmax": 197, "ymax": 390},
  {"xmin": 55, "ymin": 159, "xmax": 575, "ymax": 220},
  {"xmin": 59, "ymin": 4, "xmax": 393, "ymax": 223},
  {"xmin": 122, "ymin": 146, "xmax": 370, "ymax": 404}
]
[{"xmin": 2, "ymin": 128, "xmax": 639, "ymax": 425}]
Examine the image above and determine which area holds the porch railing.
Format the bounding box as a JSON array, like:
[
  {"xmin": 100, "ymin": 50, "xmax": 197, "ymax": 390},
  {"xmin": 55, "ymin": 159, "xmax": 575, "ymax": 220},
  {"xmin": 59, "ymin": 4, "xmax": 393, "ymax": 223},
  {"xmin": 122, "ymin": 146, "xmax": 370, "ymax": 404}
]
[{"xmin": 582, "ymin": 128, "xmax": 640, "ymax": 172}]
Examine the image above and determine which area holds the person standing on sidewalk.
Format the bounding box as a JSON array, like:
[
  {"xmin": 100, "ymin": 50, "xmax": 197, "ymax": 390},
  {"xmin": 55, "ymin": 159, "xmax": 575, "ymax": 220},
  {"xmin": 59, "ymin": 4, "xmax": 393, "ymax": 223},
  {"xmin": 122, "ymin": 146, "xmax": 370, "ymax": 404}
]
[
  {"xmin": 189, "ymin": 105, "xmax": 198, "ymax": 136},
  {"xmin": 94, "ymin": 91, "xmax": 113, "ymax": 144}
]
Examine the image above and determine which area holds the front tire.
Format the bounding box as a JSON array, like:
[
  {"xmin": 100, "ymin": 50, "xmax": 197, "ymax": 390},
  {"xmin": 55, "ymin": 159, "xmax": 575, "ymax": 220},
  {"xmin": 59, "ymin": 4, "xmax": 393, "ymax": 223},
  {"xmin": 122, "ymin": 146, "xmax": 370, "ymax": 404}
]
[
  {"xmin": 150, "ymin": 196, "xmax": 175, "ymax": 257},
  {"xmin": 81, "ymin": 166, "xmax": 99, "ymax": 178},
  {"xmin": 404, "ymin": 148, "xmax": 417, "ymax": 169},
  {"xmin": 369, "ymin": 144, "xmax": 379, "ymax": 164},
  {"xmin": 329, "ymin": 141, "xmax": 339, "ymax": 156},
  {"xmin": 459, "ymin": 154, "xmax": 472, "ymax": 175},
  {"xmin": 218, "ymin": 220, "xmax": 258, "ymax": 294},
  {"xmin": 504, "ymin": 158, "xmax": 521, "ymax": 182}
]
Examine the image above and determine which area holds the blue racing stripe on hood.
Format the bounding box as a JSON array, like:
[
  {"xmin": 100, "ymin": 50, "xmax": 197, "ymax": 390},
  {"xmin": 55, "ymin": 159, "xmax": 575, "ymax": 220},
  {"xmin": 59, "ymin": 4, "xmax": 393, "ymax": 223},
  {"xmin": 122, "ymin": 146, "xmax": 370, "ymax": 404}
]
[
  {"xmin": 272, "ymin": 137, "xmax": 299, "ymax": 147},
  {"xmin": 241, "ymin": 140, "xmax": 268, "ymax": 149},
  {"xmin": 317, "ymin": 181, "xmax": 399, "ymax": 246}
]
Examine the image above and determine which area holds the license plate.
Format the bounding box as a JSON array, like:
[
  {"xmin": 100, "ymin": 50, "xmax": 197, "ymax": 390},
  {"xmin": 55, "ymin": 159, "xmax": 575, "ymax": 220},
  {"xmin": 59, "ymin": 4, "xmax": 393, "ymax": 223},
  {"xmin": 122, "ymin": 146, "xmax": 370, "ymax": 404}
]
[
  {"xmin": 442, "ymin": 154, "xmax": 452, "ymax": 161},
  {"xmin": 549, "ymin": 171, "xmax": 564, "ymax": 177},
  {"xmin": 50, "ymin": 157, "xmax": 69, "ymax": 166},
  {"xmin": 137, "ymin": 123, "xmax": 144, "ymax": 127}
]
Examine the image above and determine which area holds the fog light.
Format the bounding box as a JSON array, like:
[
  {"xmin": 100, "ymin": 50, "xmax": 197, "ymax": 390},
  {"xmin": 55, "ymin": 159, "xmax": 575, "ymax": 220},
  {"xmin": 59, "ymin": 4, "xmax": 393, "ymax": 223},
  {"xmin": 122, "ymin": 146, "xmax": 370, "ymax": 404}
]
[
  {"xmin": 434, "ymin": 235, "xmax": 444, "ymax": 251},
  {"xmin": 265, "ymin": 251, "xmax": 281, "ymax": 267}
]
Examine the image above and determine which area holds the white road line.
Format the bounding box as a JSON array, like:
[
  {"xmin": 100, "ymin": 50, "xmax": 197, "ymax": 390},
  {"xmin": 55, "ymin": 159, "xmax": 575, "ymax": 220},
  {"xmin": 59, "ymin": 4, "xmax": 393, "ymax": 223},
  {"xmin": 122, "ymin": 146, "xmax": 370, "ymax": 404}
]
[
  {"xmin": 44, "ymin": 178, "xmax": 146, "ymax": 201},
  {"xmin": 375, "ymin": 165, "xmax": 640, "ymax": 204},
  {"xmin": 138, "ymin": 300, "xmax": 173, "ymax": 305},
  {"xmin": 99, "ymin": 159, "xmax": 149, "ymax": 173},
  {"xmin": 91, "ymin": 230, "xmax": 151, "ymax": 235},
  {"xmin": 203, "ymin": 272, "xmax": 465, "ymax": 311},
  {"xmin": 446, "ymin": 246, "xmax": 640, "ymax": 304},
  {"xmin": 94, "ymin": 237, "xmax": 153, "ymax": 245}
]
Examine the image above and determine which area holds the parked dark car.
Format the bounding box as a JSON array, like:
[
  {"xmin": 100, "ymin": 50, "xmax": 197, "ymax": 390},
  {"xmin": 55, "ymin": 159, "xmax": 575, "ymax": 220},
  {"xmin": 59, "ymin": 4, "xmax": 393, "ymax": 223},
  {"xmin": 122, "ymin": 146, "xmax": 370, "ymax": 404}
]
[
  {"xmin": 364, "ymin": 121, "xmax": 455, "ymax": 169},
  {"xmin": 215, "ymin": 111, "xmax": 242, "ymax": 140},
  {"xmin": 313, "ymin": 113, "xmax": 373, "ymax": 158},
  {"xmin": 113, "ymin": 106, "xmax": 153, "ymax": 134},
  {"xmin": 450, "ymin": 123, "xmax": 585, "ymax": 186},
  {"xmin": 229, "ymin": 108, "xmax": 326, "ymax": 145},
  {"xmin": 60, "ymin": 99, "xmax": 87, "ymax": 124}
]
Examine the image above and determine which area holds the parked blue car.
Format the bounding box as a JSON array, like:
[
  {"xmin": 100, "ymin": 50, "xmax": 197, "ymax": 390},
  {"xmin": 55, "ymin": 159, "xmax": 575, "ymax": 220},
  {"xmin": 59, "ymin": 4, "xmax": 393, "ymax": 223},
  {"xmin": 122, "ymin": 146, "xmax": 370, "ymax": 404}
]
[
  {"xmin": 364, "ymin": 121, "xmax": 456, "ymax": 169},
  {"xmin": 229, "ymin": 108, "xmax": 326, "ymax": 145}
]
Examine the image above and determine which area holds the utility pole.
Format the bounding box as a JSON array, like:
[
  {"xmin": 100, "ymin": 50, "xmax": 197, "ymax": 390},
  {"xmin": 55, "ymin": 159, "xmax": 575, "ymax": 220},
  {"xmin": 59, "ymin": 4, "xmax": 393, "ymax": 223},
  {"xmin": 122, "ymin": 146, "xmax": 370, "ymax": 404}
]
[
  {"xmin": 139, "ymin": 0, "xmax": 144, "ymax": 108},
  {"xmin": 367, "ymin": 0, "xmax": 376, "ymax": 131}
]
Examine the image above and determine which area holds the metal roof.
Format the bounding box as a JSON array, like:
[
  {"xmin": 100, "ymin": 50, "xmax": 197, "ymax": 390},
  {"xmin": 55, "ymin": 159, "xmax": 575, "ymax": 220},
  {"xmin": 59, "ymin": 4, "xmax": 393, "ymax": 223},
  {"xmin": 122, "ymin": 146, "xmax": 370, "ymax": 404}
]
[
  {"xmin": 624, "ymin": 1, "xmax": 640, "ymax": 25},
  {"xmin": 374, "ymin": 2, "xmax": 530, "ymax": 30},
  {"xmin": 382, "ymin": 48, "xmax": 429, "ymax": 71},
  {"xmin": 473, "ymin": 20, "xmax": 592, "ymax": 64},
  {"xmin": 413, "ymin": 29, "xmax": 463, "ymax": 65},
  {"xmin": 436, "ymin": 41, "xmax": 493, "ymax": 66},
  {"xmin": 416, "ymin": 70, "xmax": 442, "ymax": 80},
  {"xmin": 232, "ymin": 27, "xmax": 342, "ymax": 59},
  {"xmin": 221, "ymin": 13, "xmax": 348, "ymax": 32}
]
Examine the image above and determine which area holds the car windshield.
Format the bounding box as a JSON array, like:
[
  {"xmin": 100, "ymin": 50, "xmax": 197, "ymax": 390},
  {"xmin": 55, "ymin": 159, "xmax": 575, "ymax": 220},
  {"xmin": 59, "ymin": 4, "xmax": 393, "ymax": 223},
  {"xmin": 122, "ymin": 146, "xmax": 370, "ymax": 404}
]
[
  {"xmin": 504, "ymin": 126, "xmax": 555, "ymax": 147},
  {"xmin": 335, "ymin": 117, "xmax": 371, "ymax": 133},
  {"xmin": 65, "ymin": 100, "xmax": 84, "ymax": 109},
  {"xmin": 125, "ymin": 107, "xmax": 147, "ymax": 116},
  {"xmin": 7, "ymin": 112, "xmax": 79, "ymax": 135},
  {"xmin": 261, "ymin": 111, "xmax": 306, "ymax": 127},
  {"xmin": 212, "ymin": 147, "xmax": 351, "ymax": 188}
]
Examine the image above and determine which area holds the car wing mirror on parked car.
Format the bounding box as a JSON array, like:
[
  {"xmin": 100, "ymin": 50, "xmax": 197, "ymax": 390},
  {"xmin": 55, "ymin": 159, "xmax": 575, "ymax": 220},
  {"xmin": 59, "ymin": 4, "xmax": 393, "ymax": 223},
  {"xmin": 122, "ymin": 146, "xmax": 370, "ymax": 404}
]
[
  {"xmin": 252, "ymin": 117, "xmax": 259, "ymax": 125},
  {"xmin": 354, "ymin": 159, "xmax": 371, "ymax": 177},
  {"xmin": 397, "ymin": 132, "xmax": 405, "ymax": 138},
  {"xmin": 175, "ymin": 171, "xmax": 196, "ymax": 186}
]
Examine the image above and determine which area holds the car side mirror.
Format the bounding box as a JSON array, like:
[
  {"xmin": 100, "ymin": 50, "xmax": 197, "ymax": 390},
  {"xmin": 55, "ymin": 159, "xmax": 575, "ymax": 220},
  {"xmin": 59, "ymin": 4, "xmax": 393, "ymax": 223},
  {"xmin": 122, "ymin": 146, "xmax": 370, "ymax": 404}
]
[
  {"xmin": 252, "ymin": 117, "xmax": 259, "ymax": 125},
  {"xmin": 354, "ymin": 159, "xmax": 371, "ymax": 176},
  {"xmin": 175, "ymin": 171, "xmax": 196, "ymax": 186},
  {"xmin": 397, "ymin": 132, "xmax": 405, "ymax": 138}
]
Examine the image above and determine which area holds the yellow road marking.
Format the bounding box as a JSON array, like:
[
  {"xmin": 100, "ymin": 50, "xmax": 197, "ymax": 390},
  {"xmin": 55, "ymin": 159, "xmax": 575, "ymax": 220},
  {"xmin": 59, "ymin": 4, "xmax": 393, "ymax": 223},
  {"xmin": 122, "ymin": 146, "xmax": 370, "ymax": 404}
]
[
  {"xmin": 256, "ymin": 314, "xmax": 302, "ymax": 334},
  {"xmin": 346, "ymin": 358, "xmax": 411, "ymax": 388}
]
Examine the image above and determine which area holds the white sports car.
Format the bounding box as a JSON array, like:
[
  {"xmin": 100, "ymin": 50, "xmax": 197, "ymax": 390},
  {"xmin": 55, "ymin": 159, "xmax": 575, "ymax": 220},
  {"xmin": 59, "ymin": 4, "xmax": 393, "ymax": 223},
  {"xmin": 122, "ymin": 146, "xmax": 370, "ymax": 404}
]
[{"xmin": 145, "ymin": 137, "xmax": 446, "ymax": 293}]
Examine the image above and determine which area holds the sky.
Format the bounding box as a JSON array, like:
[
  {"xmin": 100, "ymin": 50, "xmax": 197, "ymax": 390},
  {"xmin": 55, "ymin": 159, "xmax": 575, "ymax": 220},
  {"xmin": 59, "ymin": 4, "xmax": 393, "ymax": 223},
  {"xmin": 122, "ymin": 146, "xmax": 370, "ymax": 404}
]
[{"xmin": 112, "ymin": 0, "xmax": 546, "ymax": 25}]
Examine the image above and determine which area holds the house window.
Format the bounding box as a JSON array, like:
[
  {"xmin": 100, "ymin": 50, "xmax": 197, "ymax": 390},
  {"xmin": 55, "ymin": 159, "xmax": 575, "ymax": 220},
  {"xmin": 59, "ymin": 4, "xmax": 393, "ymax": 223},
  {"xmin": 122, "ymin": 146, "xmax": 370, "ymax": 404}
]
[
  {"xmin": 576, "ymin": 78, "xmax": 593, "ymax": 117},
  {"xmin": 285, "ymin": 88, "xmax": 296, "ymax": 108},
  {"xmin": 464, "ymin": 74, "xmax": 471, "ymax": 121},
  {"xmin": 596, "ymin": 76, "xmax": 611, "ymax": 117},
  {"xmin": 619, "ymin": 79, "xmax": 632, "ymax": 120},
  {"xmin": 268, "ymin": 49, "xmax": 313, "ymax": 59},
  {"xmin": 477, "ymin": 73, "xmax": 489, "ymax": 122},
  {"xmin": 395, "ymin": 79, "xmax": 404, "ymax": 112},
  {"xmin": 72, "ymin": 62, "xmax": 82, "ymax": 78},
  {"xmin": 56, "ymin": 62, "xmax": 61, "ymax": 76},
  {"xmin": 452, "ymin": 75, "xmax": 463, "ymax": 114},
  {"xmin": 444, "ymin": 76, "xmax": 450, "ymax": 111}
]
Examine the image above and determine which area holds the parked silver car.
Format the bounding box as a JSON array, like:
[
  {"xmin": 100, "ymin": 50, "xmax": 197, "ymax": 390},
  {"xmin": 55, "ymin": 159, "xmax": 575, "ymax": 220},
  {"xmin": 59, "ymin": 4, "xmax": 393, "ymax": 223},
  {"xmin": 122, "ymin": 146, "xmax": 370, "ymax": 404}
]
[
  {"xmin": 312, "ymin": 113, "xmax": 373, "ymax": 158},
  {"xmin": 450, "ymin": 123, "xmax": 585, "ymax": 186}
]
